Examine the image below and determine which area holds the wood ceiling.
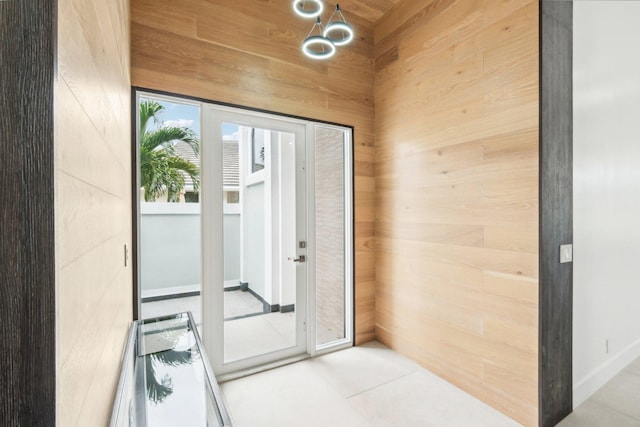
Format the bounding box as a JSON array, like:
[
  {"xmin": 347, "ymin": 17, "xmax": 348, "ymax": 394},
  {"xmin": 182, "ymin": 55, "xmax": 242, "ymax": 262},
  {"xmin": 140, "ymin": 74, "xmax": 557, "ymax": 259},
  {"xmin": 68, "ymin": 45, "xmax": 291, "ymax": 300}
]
[{"xmin": 327, "ymin": 0, "xmax": 401, "ymax": 23}]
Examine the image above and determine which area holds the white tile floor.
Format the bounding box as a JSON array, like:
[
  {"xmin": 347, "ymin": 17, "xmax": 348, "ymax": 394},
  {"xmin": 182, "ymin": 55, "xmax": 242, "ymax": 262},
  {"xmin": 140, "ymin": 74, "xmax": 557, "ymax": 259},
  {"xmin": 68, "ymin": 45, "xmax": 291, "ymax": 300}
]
[
  {"xmin": 142, "ymin": 291, "xmax": 339, "ymax": 362},
  {"xmin": 142, "ymin": 292, "xmax": 297, "ymax": 362},
  {"xmin": 142, "ymin": 295, "xmax": 202, "ymax": 323},
  {"xmin": 558, "ymin": 356, "xmax": 640, "ymax": 426},
  {"xmin": 144, "ymin": 295, "xmax": 640, "ymax": 426},
  {"xmin": 221, "ymin": 344, "xmax": 640, "ymax": 427},
  {"xmin": 224, "ymin": 311, "xmax": 295, "ymax": 362},
  {"xmin": 220, "ymin": 341, "xmax": 522, "ymax": 427},
  {"xmin": 141, "ymin": 291, "xmax": 264, "ymax": 324}
]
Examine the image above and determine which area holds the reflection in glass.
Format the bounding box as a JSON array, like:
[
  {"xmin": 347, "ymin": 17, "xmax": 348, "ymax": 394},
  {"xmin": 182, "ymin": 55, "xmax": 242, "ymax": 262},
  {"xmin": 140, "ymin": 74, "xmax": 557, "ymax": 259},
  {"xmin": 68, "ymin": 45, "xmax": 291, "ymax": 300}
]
[
  {"xmin": 144, "ymin": 333, "xmax": 197, "ymax": 404},
  {"xmin": 111, "ymin": 313, "xmax": 232, "ymax": 427},
  {"xmin": 140, "ymin": 314, "xmax": 227, "ymax": 426}
]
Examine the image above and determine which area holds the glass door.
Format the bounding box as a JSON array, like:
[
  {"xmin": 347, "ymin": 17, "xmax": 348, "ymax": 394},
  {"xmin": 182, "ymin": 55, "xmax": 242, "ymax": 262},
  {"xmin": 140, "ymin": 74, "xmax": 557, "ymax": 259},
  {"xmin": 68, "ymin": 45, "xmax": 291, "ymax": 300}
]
[
  {"xmin": 202, "ymin": 109, "xmax": 307, "ymax": 375},
  {"xmin": 134, "ymin": 90, "xmax": 355, "ymax": 377}
]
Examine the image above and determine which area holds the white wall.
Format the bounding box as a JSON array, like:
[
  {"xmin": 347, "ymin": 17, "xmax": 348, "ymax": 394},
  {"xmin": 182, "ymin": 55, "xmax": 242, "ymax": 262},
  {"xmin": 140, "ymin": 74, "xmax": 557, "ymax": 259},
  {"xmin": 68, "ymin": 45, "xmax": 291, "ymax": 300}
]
[
  {"xmin": 243, "ymin": 181, "xmax": 266, "ymax": 298},
  {"xmin": 573, "ymin": 0, "xmax": 640, "ymax": 407},
  {"xmin": 140, "ymin": 202, "xmax": 241, "ymax": 297},
  {"xmin": 140, "ymin": 203, "xmax": 201, "ymax": 296}
]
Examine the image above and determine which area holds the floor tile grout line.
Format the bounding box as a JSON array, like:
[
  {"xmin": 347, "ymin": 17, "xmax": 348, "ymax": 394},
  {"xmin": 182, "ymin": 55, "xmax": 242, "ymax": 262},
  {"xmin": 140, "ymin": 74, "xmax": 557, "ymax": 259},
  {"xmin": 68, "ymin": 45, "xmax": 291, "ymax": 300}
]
[
  {"xmin": 588, "ymin": 398, "xmax": 640, "ymax": 422},
  {"xmin": 343, "ymin": 369, "xmax": 418, "ymax": 400}
]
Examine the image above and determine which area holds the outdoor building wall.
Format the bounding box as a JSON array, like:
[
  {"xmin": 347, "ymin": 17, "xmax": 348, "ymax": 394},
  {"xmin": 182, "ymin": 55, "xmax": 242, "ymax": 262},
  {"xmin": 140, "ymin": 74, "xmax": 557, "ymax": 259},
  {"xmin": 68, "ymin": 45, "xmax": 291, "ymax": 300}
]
[
  {"xmin": 140, "ymin": 203, "xmax": 202, "ymax": 296},
  {"xmin": 54, "ymin": 0, "xmax": 132, "ymax": 425},
  {"xmin": 224, "ymin": 214, "xmax": 242, "ymax": 282},
  {"xmin": 374, "ymin": 1, "xmax": 539, "ymax": 425},
  {"xmin": 243, "ymin": 182, "xmax": 267, "ymax": 299},
  {"xmin": 131, "ymin": 0, "xmax": 377, "ymax": 343},
  {"xmin": 573, "ymin": 0, "xmax": 640, "ymax": 407}
]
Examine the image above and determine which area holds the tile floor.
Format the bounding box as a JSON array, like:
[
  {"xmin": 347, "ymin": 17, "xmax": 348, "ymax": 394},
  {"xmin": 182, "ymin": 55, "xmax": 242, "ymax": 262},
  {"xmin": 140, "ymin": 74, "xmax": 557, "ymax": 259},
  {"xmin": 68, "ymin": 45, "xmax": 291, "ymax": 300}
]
[
  {"xmin": 221, "ymin": 343, "xmax": 640, "ymax": 427},
  {"xmin": 141, "ymin": 290, "xmax": 264, "ymax": 324},
  {"xmin": 224, "ymin": 311, "xmax": 295, "ymax": 362},
  {"xmin": 142, "ymin": 291, "xmax": 340, "ymax": 362},
  {"xmin": 220, "ymin": 341, "xmax": 522, "ymax": 427},
  {"xmin": 144, "ymin": 295, "xmax": 640, "ymax": 426},
  {"xmin": 142, "ymin": 292, "xmax": 297, "ymax": 362},
  {"xmin": 558, "ymin": 356, "xmax": 640, "ymax": 426}
]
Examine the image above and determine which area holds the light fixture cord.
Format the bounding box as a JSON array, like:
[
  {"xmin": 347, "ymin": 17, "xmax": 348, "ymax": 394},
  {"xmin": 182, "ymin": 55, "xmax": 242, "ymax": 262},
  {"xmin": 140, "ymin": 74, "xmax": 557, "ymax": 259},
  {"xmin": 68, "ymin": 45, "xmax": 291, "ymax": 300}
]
[
  {"xmin": 305, "ymin": 16, "xmax": 324, "ymax": 39},
  {"xmin": 326, "ymin": 4, "xmax": 348, "ymax": 26}
]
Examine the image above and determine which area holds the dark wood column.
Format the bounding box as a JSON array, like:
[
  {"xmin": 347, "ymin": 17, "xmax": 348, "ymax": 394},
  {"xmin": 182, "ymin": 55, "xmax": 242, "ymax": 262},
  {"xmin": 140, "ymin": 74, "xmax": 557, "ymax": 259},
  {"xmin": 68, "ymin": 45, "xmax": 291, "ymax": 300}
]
[
  {"xmin": 0, "ymin": 0, "xmax": 57, "ymax": 425},
  {"xmin": 539, "ymin": 1, "xmax": 573, "ymax": 426}
]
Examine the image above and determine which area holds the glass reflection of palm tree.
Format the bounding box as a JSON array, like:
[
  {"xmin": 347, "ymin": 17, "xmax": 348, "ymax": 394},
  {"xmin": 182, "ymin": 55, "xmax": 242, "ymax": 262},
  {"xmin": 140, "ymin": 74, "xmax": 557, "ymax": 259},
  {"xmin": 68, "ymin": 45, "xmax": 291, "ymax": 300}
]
[{"xmin": 145, "ymin": 328, "xmax": 200, "ymax": 404}]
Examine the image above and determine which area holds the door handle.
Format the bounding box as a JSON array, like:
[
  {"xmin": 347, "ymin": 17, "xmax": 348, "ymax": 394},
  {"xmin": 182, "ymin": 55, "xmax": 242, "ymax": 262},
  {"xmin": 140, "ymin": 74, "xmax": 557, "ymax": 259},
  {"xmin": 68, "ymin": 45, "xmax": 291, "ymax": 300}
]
[{"xmin": 288, "ymin": 255, "xmax": 306, "ymax": 263}]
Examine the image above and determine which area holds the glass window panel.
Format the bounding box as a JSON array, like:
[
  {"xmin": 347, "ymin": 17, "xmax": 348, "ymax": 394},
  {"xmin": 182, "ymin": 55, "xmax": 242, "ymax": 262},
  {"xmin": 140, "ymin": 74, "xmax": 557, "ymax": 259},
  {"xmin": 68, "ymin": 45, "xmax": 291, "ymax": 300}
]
[{"xmin": 139, "ymin": 96, "xmax": 202, "ymax": 322}]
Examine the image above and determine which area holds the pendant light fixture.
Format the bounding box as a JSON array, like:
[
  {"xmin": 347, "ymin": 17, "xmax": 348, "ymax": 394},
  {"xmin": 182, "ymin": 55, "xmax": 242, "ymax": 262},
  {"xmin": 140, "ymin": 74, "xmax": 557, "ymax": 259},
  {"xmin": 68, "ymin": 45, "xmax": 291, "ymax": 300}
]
[
  {"xmin": 293, "ymin": 1, "xmax": 354, "ymax": 60},
  {"xmin": 302, "ymin": 17, "xmax": 336, "ymax": 60},
  {"xmin": 292, "ymin": 0, "xmax": 324, "ymax": 18},
  {"xmin": 323, "ymin": 4, "xmax": 353, "ymax": 46}
]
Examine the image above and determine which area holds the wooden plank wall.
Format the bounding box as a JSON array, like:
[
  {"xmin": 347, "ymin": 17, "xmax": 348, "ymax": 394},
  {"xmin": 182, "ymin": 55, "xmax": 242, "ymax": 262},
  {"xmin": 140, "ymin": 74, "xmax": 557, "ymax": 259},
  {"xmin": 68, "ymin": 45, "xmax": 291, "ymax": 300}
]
[
  {"xmin": 374, "ymin": 1, "xmax": 539, "ymax": 425},
  {"xmin": 55, "ymin": 0, "xmax": 132, "ymax": 425},
  {"xmin": 131, "ymin": 0, "xmax": 377, "ymax": 343},
  {"xmin": 0, "ymin": 1, "xmax": 56, "ymax": 425}
]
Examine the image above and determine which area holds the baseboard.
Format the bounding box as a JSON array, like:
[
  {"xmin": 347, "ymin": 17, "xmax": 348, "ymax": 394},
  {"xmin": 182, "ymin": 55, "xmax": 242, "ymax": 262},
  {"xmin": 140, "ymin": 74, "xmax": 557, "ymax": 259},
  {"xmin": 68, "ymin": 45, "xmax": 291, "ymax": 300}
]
[
  {"xmin": 224, "ymin": 279, "xmax": 240, "ymax": 290},
  {"xmin": 142, "ymin": 291, "xmax": 200, "ymax": 303},
  {"xmin": 142, "ymin": 284, "xmax": 200, "ymax": 302},
  {"xmin": 573, "ymin": 337, "xmax": 640, "ymax": 408},
  {"xmin": 280, "ymin": 304, "xmax": 295, "ymax": 313},
  {"xmin": 243, "ymin": 285, "xmax": 281, "ymax": 313}
]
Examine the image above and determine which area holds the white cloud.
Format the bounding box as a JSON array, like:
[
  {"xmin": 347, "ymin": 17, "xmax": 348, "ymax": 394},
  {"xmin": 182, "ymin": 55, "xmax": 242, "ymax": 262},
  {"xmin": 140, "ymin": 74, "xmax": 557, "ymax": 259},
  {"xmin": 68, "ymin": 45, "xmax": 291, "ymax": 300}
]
[
  {"xmin": 223, "ymin": 130, "xmax": 241, "ymax": 141},
  {"xmin": 164, "ymin": 119, "xmax": 194, "ymax": 128}
]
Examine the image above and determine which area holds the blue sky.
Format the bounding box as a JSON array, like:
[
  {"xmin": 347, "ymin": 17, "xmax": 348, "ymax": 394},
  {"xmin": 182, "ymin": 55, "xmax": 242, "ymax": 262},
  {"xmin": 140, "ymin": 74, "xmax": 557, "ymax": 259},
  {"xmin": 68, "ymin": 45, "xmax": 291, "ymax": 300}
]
[{"xmin": 140, "ymin": 96, "xmax": 239, "ymax": 139}]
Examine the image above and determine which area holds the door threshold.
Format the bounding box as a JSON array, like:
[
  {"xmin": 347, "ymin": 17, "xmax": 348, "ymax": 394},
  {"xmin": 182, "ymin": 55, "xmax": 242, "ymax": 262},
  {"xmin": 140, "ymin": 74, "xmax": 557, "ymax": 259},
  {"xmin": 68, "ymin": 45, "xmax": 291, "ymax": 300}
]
[{"xmin": 216, "ymin": 354, "xmax": 310, "ymax": 383}]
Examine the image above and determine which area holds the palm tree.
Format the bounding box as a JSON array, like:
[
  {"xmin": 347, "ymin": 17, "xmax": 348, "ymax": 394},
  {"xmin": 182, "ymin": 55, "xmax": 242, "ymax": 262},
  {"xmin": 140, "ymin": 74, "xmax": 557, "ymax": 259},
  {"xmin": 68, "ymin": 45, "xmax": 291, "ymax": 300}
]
[
  {"xmin": 140, "ymin": 100, "xmax": 200, "ymax": 202},
  {"xmin": 145, "ymin": 345, "xmax": 197, "ymax": 404}
]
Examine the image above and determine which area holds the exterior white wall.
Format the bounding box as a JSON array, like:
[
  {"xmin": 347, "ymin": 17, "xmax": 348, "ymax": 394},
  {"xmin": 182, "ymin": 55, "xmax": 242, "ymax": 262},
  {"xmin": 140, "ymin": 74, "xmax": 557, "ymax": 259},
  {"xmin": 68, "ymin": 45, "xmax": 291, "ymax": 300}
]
[
  {"xmin": 140, "ymin": 202, "xmax": 241, "ymax": 296},
  {"xmin": 140, "ymin": 203, "xmax": 201, "ymax": 296},
  {"xmin": 573, "ymin": 0, "xmax": 640, "ymax": 407},
  {"xmin": 278, "ymin": 132, "xmax": 297, "ymax": 308},
  {"xmin": 224, "ymin": 213, "xmax": 241, "ymax": 281},
  {"xmin": 243, "ymin": 182, "xmax": 266, "ymax": 298}
]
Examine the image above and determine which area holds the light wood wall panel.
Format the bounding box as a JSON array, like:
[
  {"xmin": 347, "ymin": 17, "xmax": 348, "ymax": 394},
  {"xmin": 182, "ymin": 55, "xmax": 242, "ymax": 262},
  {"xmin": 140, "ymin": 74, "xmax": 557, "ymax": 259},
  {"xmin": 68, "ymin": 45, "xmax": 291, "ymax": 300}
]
[
  {"xmin": 55, "ymin": 0, "xmax": 132, "ymax": 425},
  {"xmin": 131, "ymin": 0, "xmax": 377, "ymax": 343},
  {"xmin": 374, "ymin": 0, "xmax": 539, "ymax": 425}
]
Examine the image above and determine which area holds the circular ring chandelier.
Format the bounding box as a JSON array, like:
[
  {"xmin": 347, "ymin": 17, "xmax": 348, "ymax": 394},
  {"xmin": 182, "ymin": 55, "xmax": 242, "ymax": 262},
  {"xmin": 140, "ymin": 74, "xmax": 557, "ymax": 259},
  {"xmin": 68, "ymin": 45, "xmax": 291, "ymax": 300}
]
[
  {"xmin": 302, "ymin": 17, "xmax": 336, "ymax": 60},
  {"xmin": 293, "ymin": 2, "xmax": 353, "ymax": 60},
  {"xmin": 302, "ymin": 35, "xmax": 336, "ymax": 59},
  {"xmin": 323, "ymin": 4, "xmax": 353, "ymax": 46},
  {"xmin": 323, "ymin": 21, "xmax": 353, "ymax": 46},
  {"xmin": 292, "ymin": 0, "xmax": 323, "ymax": 18}
]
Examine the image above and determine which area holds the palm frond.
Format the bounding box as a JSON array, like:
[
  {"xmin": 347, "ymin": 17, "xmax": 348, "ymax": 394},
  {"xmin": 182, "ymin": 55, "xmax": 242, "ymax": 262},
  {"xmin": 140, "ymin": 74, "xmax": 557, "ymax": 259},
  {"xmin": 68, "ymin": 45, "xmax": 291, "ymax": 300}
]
[
  {"xmin": 139, "ymin": 100, "xmax": 164, "ymax": 135},
  {"xmin": 145, "ymin": 356, "xmax": 174, "ymax": 404},
  {"xmin": 150, "ymin": 347, "xmax": 197, "ymax": 367},
  {"xmin": 142, "ymin": 127, "xmax": 198, "ymax": 153},
  {"xmin": 139, "ymin": 100, "xmax": 200, "ymax": 202}
]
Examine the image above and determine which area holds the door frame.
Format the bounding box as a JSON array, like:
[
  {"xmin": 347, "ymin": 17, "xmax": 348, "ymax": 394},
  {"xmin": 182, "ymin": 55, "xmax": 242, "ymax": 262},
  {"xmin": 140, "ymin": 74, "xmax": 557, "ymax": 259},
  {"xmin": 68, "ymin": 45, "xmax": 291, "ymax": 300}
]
[
  {"xmin": 132, "ymin": 88, "xmax": 355, "ymax": 377},
  {"xmin": 203, "ymin": 106, "xmax": 309, "ymax": 375}
]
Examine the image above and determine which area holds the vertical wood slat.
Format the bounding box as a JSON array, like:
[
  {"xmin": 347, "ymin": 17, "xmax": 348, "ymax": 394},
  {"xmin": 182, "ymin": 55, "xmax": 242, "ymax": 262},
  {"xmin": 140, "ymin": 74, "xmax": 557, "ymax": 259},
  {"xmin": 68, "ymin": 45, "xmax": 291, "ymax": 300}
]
[
  {"xmin": 539, "ymin": 2, "xmax": 573, "ymax": 426},
  {"xmin": 0, "ymin": 0, "xmax": 56, "ymax": 425}
]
